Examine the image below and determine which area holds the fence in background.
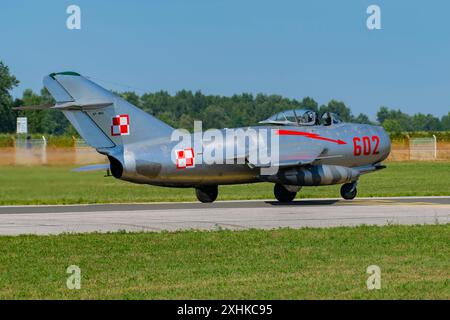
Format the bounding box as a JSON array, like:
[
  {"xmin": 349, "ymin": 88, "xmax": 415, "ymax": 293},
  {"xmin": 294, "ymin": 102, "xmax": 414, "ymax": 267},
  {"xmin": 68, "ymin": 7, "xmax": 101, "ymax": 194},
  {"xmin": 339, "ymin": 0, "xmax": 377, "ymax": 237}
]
[
  {"xmin": 1, "ymin": 136, "xmax": 450, "ymax": 166},
  {"xmin": 409, "ymin": 136, "xmax": 437, "ymax": 161},
  {"xmin": 0, "ymin": 137, "xmax": 105, "ymax": 166},
  {"xmin": 388, "ymin": 136, "xmax": 449, "ymax": 161}
]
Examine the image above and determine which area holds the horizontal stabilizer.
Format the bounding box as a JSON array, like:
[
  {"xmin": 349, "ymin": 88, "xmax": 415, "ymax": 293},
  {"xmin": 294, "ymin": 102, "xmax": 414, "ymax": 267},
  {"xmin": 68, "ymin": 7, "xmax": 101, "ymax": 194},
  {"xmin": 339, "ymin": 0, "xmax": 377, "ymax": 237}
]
[
  {"xmin": 52, "ymin": 101, "xmax": 113, "ymax": 110},
  {"xmin": 13, "ymin": 104, "xmax": 54, "ymax": 111},
  {"xmin": 13, "ymin": 102, "xmax": 113, "ymax": 111},
  {"xmin": 72, "ymin": 164, "xmax": 110, "ymax": 172}
]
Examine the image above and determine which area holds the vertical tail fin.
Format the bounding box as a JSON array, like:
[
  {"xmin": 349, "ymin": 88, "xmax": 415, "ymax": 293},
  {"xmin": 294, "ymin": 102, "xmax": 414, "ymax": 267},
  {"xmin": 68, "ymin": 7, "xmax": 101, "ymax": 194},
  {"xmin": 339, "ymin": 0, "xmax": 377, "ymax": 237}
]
[{"xmin": 44, "ymin": 72, "xmax": 174, "ymax": 149}]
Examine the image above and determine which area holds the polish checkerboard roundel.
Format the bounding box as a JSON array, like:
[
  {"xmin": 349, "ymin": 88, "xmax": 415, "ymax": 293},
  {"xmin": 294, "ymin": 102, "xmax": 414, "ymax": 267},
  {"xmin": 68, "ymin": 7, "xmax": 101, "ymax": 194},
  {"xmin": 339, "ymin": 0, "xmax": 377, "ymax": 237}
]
[
  {"xmin": 175, "ymin": 148, "xmax": 195, "ymax": 169},
  {"xmin": 111, "ymin": 114, "xmax": 130, "ymax": 136}
]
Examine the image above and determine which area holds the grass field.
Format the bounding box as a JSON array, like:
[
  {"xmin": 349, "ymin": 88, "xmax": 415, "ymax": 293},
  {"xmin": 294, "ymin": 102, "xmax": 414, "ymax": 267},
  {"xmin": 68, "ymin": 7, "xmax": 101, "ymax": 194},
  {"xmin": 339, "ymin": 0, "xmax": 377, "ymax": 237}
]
[
  {"xmin": 0, "ymin": 162, "xmax": 449, "ymax": 300},
  {"xmin": 0, "ymin": 225, "xmax": 448, "ymax": 299},
  {"xmin": 0, "ymin": 162, "xmax": 449, "ymax": 205}
]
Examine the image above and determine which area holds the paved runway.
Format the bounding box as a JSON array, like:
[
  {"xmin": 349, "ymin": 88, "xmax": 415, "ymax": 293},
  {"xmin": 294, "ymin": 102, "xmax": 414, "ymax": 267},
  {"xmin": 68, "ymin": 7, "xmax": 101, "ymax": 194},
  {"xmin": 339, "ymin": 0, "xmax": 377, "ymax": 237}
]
[{"xmin": 0, "ymin": 197, "xmax": 448, "ymax": 235}]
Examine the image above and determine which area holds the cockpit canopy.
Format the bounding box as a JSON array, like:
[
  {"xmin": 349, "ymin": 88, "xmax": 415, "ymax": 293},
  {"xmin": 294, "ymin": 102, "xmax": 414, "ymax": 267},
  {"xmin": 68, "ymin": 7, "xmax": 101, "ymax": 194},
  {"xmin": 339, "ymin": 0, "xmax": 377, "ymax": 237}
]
[
  {"xmin": 321, "ymin": 112, "xmax": 342, "ymax": 126},
  {"xmin": 259, "ymin": 109, "xmax": 318, "ymax": 126},
  {"xmin": 259, "ymin": 109, "xmax": 342, "ymax": 126}
]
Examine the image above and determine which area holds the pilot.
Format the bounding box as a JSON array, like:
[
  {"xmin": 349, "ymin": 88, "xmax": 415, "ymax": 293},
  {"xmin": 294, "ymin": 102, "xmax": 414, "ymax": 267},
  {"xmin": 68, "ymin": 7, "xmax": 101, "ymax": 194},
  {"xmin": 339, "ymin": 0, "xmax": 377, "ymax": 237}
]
[
  {"xmin": 304, "ymin": 111, "xmax": 319, "ymax": 125},
  {"xmin": 322, "ymin": 112, "xmax": 332, "ymax": 126},
  {"xmin": 314, "ymin": 113, "xmax": 320, "ymax": 125}
]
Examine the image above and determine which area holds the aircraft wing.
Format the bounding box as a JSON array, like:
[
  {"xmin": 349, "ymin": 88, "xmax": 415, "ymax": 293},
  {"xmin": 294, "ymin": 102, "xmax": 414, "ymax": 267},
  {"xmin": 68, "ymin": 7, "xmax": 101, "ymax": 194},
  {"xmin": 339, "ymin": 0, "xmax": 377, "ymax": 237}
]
[
  {"xmin": 248, "ymin": 143, "xmax": 325, "ymax": 168},
  {"xmin": 353, "ymin": 163, "xmax": 386, "ymax": 175}
]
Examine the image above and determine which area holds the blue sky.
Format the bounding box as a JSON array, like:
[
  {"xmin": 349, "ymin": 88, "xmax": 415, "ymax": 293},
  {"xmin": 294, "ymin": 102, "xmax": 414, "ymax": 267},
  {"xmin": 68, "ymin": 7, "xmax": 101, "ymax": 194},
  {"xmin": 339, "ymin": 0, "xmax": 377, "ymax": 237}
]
[{"xmin": 1, "ymin": 0, "xmax": 449, "ymax": 119}]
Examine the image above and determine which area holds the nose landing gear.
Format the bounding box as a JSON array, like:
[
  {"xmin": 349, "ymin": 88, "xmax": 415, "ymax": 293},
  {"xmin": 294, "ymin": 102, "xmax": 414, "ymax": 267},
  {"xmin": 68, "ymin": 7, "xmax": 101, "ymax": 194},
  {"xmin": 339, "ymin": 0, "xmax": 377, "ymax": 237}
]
[{"xmin": 340, "ymin": 181, "xmax": 358, "ymax": 200}]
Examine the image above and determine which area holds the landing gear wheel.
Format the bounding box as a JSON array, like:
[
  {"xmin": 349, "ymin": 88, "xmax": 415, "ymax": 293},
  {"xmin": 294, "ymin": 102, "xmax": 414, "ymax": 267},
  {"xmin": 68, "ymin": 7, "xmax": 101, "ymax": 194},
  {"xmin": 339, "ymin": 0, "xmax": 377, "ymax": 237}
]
[
  {"xmin": 340, "ymin": 182, "xmax": 357, "ymax": 200},
  {"xmin": 195, "ymin": 186, "xmax": 218, "ymax": 203},
  {"xmin": 274, "ymin": 183, "xmax": 297, "ymax": 203}
]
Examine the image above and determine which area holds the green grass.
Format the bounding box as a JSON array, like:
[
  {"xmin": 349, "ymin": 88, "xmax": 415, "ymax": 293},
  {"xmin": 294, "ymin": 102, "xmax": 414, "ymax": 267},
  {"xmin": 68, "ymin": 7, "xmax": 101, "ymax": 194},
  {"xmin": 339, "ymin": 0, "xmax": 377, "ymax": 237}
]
[
  {"xmin": 0, "ymin": 134, "xmax": 15, "ymax": 148},
  {"xmin": 0, "ymin": 162, "xmax": 449, "ymax": 205},
  {"xmin": 0, "ymin": 162, "xmax": 448, "ymax": 299},
  {"xmin": 0, "ymin": 225, "xmax": 448, "ymax": 299}
]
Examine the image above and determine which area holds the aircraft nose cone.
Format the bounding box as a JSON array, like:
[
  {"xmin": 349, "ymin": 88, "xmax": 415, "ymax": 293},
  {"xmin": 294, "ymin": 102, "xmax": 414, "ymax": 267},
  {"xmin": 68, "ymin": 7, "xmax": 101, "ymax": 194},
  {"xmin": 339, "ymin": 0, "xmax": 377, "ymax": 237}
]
[{"xmin": 378, "ymin": 126, "xmax": 391, "ymax": 161}]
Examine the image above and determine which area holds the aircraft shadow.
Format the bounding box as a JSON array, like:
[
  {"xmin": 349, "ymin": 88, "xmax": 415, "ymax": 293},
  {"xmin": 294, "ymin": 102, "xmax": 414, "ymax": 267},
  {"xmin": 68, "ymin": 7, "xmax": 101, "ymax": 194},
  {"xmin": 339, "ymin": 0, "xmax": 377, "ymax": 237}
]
[{"xmin": 265, "ymin": 200, "xmax": 340, "ymax": 206}]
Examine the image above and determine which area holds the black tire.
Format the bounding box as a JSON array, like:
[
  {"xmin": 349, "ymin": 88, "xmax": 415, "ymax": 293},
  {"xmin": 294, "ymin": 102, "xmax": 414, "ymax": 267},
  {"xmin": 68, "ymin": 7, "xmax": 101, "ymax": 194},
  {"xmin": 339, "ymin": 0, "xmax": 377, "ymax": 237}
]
[
  {"xmin": 274, "ymin": 183, "xmax": 297, "ymax": 203},
  {"xmin": 340, "ymin": 183, "xmax": 357, "ymax": 200},
  {"xmin": 195, "ymin": 186, "xmax": 218, "ymax": 203}
]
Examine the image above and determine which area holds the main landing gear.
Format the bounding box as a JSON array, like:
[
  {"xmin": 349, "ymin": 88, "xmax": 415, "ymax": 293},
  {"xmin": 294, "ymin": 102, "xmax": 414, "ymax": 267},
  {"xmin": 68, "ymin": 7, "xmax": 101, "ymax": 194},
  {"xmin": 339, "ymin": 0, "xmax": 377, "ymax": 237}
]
[
  {"xmin": 274, "ymin": 184, "xmax": 299, "ymax": 203},
  {"xmin": 195, "ymin": 186, "xmax": 218, "ymax": 203},
  {"xmin": 340, "ymin": 181, "xmax": 357, "ymax": 200},
  {"xmin": 194, "ymin": 182, "xmax": 357, "ymax": 203}
]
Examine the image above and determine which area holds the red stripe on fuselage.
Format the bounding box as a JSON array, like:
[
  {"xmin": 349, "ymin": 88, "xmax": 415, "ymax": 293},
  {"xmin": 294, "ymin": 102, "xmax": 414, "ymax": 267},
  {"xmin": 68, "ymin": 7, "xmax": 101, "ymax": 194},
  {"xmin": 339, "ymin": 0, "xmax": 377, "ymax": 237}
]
[{"xmin": 276, "ymin": 129, "xmax": 347, "ymax": 145}]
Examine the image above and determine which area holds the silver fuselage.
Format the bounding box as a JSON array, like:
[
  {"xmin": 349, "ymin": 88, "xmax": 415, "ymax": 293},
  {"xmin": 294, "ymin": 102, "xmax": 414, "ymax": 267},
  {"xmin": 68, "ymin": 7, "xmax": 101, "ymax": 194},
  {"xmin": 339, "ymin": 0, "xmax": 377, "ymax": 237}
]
[{"xmin": 108, "ymin": 123, "xmax": 390, "ymax": 188}]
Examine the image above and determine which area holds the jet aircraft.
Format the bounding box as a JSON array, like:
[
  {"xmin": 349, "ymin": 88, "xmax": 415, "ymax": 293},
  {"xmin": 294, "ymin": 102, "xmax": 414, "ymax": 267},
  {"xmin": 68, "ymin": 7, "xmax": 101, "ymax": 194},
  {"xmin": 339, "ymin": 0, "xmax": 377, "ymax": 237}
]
[{"xmin": 21, "ymin": 72, "xmax": 391, "ymax": 203}]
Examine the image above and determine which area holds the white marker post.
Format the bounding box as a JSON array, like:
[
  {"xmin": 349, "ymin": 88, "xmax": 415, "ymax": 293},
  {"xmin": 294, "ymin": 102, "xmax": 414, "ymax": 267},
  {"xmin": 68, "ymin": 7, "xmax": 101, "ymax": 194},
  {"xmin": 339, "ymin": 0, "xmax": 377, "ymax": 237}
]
[
  {"xmin": 16, "ymin": 117, "xmax": 28, "ymax": 135},
  {"xmin": 433, "ymin": 135, "xmax": 437, "ymax": 160}
]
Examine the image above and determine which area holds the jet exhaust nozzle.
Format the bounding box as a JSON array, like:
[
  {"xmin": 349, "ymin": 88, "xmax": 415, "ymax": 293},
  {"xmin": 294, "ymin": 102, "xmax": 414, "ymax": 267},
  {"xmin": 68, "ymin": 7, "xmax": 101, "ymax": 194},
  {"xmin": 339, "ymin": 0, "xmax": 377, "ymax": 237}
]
[{"xmin": 108, "ymin": 156, "xmax": 123, "ymax": 179}]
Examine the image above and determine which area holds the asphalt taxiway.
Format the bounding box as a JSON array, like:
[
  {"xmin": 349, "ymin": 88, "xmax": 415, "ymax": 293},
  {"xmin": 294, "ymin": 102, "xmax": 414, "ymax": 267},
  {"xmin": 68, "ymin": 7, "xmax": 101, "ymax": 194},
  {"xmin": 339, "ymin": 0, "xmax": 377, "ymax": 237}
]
[{"xmin": 0, "ymin": 197, "xmax": 448, "ymax": 235}]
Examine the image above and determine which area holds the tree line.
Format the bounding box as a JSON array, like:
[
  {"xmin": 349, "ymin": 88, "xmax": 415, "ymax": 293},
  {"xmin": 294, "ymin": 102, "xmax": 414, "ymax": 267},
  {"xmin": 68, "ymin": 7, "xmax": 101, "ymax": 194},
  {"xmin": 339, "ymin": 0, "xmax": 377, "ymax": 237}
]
[{"xmin": 1, "ymin": 61, "xmax": 449, "ymax": 135}]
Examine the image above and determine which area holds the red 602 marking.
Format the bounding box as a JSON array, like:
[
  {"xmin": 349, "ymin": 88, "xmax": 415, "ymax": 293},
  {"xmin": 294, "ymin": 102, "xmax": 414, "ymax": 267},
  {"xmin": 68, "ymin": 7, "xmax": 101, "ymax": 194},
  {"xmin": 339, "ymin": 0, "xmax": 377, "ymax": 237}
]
[
  {"xmin": 372, "ymin": 136, "xmax": 380, "ymax": 154},
  {"xmin": 353, "ymin": 135, "xmax": 380, "ymax": 156}
]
